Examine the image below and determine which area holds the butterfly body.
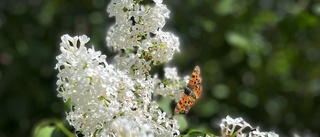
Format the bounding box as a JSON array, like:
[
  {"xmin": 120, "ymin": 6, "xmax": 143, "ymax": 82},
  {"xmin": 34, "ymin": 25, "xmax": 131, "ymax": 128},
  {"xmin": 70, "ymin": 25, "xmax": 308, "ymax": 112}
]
[{"xmin": 174, "ymin": 66, "xmax": 202, "ymax": 115}]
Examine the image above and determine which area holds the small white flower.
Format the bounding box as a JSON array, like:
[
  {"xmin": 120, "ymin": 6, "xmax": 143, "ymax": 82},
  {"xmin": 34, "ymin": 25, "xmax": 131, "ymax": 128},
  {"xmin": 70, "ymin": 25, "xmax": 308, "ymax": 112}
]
[
  {"xmin": 153, "ymin": 67, "xmax": 188, "ymax": 101},
  {"xmin": 111, "ymin": 117, "xmax": 155, "ymax": 137},
  {"xmin": 249, "ymin": 127, "xmax": 279, "ymax": 137},
  {"xmin": 220, "ymin": 116, "xmax": 278, "ymax": 137},
  {"xmin": 164, "ymin": 67, "xmax": 180, "ymax": 81},
  {"xmin": 153, "ymin": 0, "xmax": 163, "ymax": 4}
]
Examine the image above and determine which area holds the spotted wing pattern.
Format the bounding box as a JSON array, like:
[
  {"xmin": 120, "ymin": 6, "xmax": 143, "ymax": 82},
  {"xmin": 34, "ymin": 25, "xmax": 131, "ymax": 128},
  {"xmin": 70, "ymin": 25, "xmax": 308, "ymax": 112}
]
[{"xmin": 174, "ymin": 66, "xmax": 202, "ymax": 115}]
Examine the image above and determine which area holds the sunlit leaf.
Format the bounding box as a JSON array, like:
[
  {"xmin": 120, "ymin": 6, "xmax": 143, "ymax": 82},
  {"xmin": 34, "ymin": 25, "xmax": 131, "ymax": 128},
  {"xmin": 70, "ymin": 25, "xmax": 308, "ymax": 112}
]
[{"xmin": 33, "ymin": 124, "xmax": 55, "ymax": 137}]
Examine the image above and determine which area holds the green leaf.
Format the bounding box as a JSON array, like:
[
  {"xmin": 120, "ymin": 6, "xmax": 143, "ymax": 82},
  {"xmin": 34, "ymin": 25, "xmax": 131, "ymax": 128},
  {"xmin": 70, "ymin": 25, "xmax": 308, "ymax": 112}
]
[
  {"xmin": 32, "ymin": 119, "xmax": 75, "ymax": 137},
  {"xmin": 181, "ymin": 129, "xmax": 216, "ymax": 137},
  {"xmin": 33, "ymin": 124, "xmax": 55, "ymax": 137},
  {"xmin": 174, "ymin": 115, "xmax": 188, "ymax": 132},
  {"xmin": 157, "ymin": 97, "xmax": 172, "ymax": 115}
]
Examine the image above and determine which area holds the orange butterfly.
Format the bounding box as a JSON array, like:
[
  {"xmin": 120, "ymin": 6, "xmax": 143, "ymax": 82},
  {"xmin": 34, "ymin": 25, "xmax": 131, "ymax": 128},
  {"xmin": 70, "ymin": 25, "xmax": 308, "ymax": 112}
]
[{"xmin": 174, "ymin": 66, "xmax": 203, "ymax": 115}]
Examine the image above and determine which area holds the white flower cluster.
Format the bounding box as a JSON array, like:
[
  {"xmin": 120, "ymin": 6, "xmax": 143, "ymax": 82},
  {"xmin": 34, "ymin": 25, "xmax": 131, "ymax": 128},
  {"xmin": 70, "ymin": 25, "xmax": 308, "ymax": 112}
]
[
  {"xmin": 106, "ymin": 0, "xmax": 179, "ymax": 74},
  {"xmin": 55, "ymin": 0, "xmax": 184, "ymax": 136},
  {"xmin": 154, "ymin": 67, "xmax": 190, "ymax": 101},
  {"xmin": 220, "ymin": 116, "xmax": 279, "ymax": 137},
  {"xmin": 56, "ymin": 34, "xmax": 180, "ymax": 137}
]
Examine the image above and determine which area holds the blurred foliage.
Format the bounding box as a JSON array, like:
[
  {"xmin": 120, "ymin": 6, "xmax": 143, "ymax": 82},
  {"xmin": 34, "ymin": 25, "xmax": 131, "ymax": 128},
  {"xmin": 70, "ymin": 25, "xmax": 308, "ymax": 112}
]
[{"xmin": 0, "ymin": 0, "xmax": 320, "ymax": 137}]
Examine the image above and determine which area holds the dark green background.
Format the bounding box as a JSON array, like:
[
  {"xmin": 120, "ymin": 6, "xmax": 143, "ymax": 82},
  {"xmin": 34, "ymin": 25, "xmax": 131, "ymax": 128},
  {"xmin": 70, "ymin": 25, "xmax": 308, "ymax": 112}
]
[{"xmin": 1, "ymin": 0, "xmax": 320, "ymax": 136}]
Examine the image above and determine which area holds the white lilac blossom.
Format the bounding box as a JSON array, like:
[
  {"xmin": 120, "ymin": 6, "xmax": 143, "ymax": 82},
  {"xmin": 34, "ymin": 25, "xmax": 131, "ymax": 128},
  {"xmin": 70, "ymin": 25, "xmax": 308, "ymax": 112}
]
[
  {"xmin": 220, "ymin": 116, "xmax": 279, "ymax": 137},
  {"xmin": 56, "ymin": 34, "xmax": 180, "ymax": 136},
  {"xmin": 106, "ymin": 0, "xmax": 179, "ymax": 74},
  {"xmin": 55, "ymin": 0, "xmax": 183, "ymax": 136}
]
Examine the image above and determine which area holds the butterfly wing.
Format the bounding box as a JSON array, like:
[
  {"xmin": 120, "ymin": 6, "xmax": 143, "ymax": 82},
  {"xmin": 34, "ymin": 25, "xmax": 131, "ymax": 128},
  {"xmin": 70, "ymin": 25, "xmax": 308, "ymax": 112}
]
[
  {"xmin": 193, "ymin": 84, "xmax": 202, "ymax": 99},
  {"xmin": 174, "ymin": 93, "xmax": 196, "ymax": 115},
  {"xmin": 188, "ymin": 66, "xmax": 201, "ymax": 88},
  {"xmin": 188, "ymin": 66, "xmax": 202, "ymax": 99}
]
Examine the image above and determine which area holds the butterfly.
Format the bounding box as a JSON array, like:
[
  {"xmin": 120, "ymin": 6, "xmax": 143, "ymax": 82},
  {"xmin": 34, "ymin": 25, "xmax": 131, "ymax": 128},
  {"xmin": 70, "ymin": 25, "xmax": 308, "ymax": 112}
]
[{"xmin": 174, "ymin": 66, "xmax": 202, "ymax": 115}]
